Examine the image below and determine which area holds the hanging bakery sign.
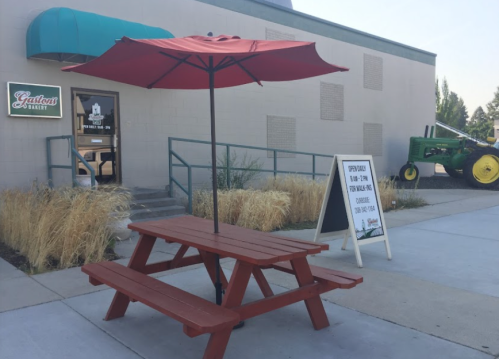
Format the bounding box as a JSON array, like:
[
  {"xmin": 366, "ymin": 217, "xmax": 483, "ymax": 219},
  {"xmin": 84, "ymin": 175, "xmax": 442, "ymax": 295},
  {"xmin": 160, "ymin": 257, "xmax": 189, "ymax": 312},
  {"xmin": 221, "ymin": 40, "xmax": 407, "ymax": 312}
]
[{"xmin": 7, "ymin": 82, "xmax": 62, "ymax": 118}]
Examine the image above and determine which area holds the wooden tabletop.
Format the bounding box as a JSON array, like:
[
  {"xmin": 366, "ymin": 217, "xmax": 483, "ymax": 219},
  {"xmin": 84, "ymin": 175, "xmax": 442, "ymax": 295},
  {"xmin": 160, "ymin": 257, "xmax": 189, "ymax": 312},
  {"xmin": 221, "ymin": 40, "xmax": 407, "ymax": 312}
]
[{"xmin": 128, "ymin": 216, "xmax": 328, "ymax": 266}]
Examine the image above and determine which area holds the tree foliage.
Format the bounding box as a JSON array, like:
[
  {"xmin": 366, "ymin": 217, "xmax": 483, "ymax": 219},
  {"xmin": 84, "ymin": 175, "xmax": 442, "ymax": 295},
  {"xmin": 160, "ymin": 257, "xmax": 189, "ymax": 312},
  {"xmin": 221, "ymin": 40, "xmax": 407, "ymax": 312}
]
[
  {"xmin": 464, "ymin": 106, "xmax": 493, "ymax": 141},
  {"xmin": 486, "ymin": 86, "xmax": 499, "ymax": 122},
  {"xmin": 435, "ymin": 78, "xmax": 468, "ymax": 137}
]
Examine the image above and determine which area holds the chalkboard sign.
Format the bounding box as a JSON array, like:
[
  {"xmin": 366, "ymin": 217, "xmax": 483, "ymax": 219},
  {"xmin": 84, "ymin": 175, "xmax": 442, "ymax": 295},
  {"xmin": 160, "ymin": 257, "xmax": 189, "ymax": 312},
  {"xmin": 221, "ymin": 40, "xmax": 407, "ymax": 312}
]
[
  {"xmin": 314, "ymin": 155, "xmax": 391, "ymax": 267},
  {"xmin": 320, "ymin": 169, "xmax": 349, "ymax": 234}
]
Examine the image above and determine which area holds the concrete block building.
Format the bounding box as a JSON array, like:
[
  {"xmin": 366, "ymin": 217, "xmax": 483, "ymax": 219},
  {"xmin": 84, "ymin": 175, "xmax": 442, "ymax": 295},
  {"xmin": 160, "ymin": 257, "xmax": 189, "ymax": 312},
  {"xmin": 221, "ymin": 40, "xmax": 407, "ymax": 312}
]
[{"xmin": 0, "ymin": 0, "xmax": 436, "ymax": 190}]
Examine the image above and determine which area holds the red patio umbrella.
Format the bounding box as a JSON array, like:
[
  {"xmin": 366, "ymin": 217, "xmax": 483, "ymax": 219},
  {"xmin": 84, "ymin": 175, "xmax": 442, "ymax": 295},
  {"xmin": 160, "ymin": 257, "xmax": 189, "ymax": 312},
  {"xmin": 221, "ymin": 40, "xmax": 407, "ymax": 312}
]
[{"xmin": 62, "ymin": 34, "xmax": 348, "ymax": 305}]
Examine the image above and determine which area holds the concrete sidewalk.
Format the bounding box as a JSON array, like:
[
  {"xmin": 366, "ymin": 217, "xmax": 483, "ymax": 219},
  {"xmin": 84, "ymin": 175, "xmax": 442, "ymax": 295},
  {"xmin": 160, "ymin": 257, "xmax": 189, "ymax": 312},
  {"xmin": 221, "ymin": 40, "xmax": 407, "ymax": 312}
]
[{"xmin": 1, "ymin": 189, "xmax": 498, "ymax": 359}]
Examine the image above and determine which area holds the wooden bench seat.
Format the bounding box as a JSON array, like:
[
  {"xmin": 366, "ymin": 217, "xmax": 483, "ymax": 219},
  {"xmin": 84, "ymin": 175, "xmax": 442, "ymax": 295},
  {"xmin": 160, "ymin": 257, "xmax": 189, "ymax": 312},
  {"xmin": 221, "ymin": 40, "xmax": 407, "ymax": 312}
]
[
  {"xmin": 82, "ymin": 261, "xmax": 240, "ymax": 335},
  {"xmin": 271, "ymin": 262, "xmax": 363, "ymax": 289}
]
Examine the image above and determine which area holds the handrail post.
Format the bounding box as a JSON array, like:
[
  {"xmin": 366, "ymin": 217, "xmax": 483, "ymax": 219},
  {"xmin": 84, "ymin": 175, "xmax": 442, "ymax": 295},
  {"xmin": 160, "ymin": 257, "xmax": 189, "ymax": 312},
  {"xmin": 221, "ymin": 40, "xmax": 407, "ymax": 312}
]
[
  {"xmin": 273, "ymin": 151, "xmax": 277, "ymax": 178},
  {"xmin": 46, "ymin": 138, "xmax": 53, "ymax": 188},
  {"xmin": 226, "ymin": 145, "xmax": 231, "ymax": 189},
  {"xmin": 70, "ymin": 136, "xmax": 76, "ymax": 187},
  {"xmin": 188, "ymin": 165, "xmax": 192, "ymax": 214},
  {"xmin": 312, "ymin": 155, "xmax": 316, "ymax": 180},
  {"xmin": 168, "ymin": 137, "xmax": 173, "ymax": 197}
]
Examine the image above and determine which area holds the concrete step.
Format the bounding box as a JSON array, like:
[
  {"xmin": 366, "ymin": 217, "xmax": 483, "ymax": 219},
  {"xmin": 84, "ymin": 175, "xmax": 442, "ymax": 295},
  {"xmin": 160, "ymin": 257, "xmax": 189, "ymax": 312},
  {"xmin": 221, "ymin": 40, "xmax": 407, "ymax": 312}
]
[
  {"xmin": 131, "ymin": 197, "xmax": 178, "ymax": 210},
  {"xmin": 131, "ymin": 189, "xmax": 170, "ymax": 201},
  {"xmin": 130, "ymin": 205, "xmax": 185, "ymax": 220}
]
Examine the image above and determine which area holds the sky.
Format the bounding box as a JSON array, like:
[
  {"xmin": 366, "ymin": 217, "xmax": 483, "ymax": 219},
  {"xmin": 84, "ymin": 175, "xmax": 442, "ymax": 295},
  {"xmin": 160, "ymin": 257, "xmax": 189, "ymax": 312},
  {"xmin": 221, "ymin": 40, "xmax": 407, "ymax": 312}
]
[{"xmin": 291, "ymin": 0, "xmax": 499, "ymax": 117}]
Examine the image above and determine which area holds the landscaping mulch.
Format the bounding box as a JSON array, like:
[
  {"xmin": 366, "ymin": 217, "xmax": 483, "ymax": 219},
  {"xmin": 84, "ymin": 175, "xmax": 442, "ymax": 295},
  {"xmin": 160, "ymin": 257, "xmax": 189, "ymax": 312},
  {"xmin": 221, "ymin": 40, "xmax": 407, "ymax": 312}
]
[{"xmin": 0, "ymin": 240, "xmax": 34, "ymax": 273}]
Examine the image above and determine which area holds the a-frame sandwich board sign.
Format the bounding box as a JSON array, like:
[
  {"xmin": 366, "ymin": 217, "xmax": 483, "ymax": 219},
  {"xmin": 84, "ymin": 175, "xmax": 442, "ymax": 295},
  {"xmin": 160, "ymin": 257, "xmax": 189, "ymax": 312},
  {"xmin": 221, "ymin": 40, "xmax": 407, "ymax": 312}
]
[{"xmin": 314, "ymin": 155, "xmax": 391, "ymax": 267}]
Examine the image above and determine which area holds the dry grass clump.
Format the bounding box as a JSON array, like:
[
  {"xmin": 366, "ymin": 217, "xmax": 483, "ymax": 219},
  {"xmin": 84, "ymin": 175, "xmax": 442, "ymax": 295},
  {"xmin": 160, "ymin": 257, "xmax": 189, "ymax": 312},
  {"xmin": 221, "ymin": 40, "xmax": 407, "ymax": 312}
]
[
  {"xmin": 0, "ymin": 183, "xmax": 130, "ymax": 271},
  {"xmin": 261, "ymin": 175, "xmax": 326, "ymax": 224},
  {"xmin": 193, "ymin": 189, "xmax": 290, "ymax": 231},
  {"xmin": 377, "ymin": 177, "xmax": 397, "ymax": 211}
]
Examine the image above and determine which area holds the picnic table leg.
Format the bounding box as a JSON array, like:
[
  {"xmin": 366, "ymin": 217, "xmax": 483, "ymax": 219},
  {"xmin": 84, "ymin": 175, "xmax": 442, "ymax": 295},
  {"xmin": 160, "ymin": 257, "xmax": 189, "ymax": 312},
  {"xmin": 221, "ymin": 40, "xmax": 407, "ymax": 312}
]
[
  {"xmin": 203, "ymin": 328, "xmax": 233, "ymax": 359},
  {"xmin": 252, "ymin": 267, "xmax": 274, "ymax": 298},
  {"xmin": 199, "ymin": 250, "xmax": 229, "ymax": 289},
  {"xmin": 222, "ymin": 260, "xmax": 253, "ymax": 308},
  {"xmin": 105, "ymin": 234, "xmax": 157, "ymax": 320},
  {"xmin": 291, "ymin": 257, "xmax": 330, "ymax": 330}
]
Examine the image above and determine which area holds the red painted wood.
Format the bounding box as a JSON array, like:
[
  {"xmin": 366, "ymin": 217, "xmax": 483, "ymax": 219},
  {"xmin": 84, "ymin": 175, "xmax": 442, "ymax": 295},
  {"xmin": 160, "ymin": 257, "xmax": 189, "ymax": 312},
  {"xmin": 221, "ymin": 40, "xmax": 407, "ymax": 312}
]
[
  {"xmin": 290, "ymin": 257, "xmax": 330, "ymax": 330},
  {"xmin": 171, "ymin": 244, "xmax": 189, "ymax": 268},
  {"xmin": 252, "ymin": 267, "xmax": 274, "ymax": 298},
  {"xmin": 222, "ymin": 260, "xmax": 253, "ymax": 309},
  {"xmin": 105, "ymin": 233, "xmax": 156, "ymax": 320},
  {"xmin": 203, "ymin": 328, "xmax": 233, "ymax": 359},
  {"xmin": 89, "ymin": 277, "xmax": 102, "ymax": 286},
  {"xmin": 199, "ymin": 250, "xmax": 229, "ymax": 289},
  {"xmin": 82, "ymin": 262, "xmax": 239, "ymax": 332},
  {"xmin": 162, "ymin": 225, "xmax": 301, "ymax": 261},
  {"xmin": 127, "ymin": 234, "xmax": 157, "ymax": 271},
  {"xmin": 161, "ymin": 222, "xmax": 314, "ymax": 255},
  {"xmin": 127, "ymin": 224, "xmax": 276, "ymax": 265},
  {"xmin": 272, "ymin": 262, "xmax": 362, "ymax": 289},
  {"xmin": 150, "ymin": 216, "xmax": 327, "ymax": 253},
  {"xmin": 142, "ymin": 255, "xmax": 203, "ymax": 274},
  {"xmin": 235, "ymin": 283, "xmax": 334, "ymax": 321}
]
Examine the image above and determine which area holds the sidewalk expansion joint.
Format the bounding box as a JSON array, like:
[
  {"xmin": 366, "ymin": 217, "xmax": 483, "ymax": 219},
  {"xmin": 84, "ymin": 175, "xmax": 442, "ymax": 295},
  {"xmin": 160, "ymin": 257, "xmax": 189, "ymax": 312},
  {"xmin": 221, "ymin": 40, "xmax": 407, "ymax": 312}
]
[
  {"xmin": 61, "ymin": 301, "xmax": 147, "ymax": 359},
  {"xmin": 404, "ymin": 225, "xmax": 499, "ymax": 243}
]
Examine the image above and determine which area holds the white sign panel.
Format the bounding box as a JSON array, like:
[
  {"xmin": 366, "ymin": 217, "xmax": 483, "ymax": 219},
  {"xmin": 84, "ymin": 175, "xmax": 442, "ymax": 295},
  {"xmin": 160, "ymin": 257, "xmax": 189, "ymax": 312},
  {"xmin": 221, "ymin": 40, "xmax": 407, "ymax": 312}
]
[{"xmin": 342, "ymin": 160, "xmax": 384, "ymax": 240}]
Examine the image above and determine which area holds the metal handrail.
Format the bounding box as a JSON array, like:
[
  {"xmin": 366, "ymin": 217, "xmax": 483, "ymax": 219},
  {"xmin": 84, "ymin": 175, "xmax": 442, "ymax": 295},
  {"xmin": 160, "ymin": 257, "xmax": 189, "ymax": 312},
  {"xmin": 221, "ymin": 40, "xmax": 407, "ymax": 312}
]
[
  {"xmin": 46, "ymin": 135, "xmax": 96, "ymax": 188},
  {"xmin": 168, "ymin": 137, "xmax": 334, "ymax": 214}
]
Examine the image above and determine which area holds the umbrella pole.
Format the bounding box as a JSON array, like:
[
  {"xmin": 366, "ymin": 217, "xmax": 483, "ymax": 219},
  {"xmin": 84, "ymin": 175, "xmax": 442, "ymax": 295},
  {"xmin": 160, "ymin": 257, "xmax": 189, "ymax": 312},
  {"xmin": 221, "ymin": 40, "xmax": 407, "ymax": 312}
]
[
  {"xmin": 209, "ymin": 58, "xmax": 219, "ymax": 235},
  {"xmin": 209, "ymin": 57, "xmax": 223, "ymax": 307}
]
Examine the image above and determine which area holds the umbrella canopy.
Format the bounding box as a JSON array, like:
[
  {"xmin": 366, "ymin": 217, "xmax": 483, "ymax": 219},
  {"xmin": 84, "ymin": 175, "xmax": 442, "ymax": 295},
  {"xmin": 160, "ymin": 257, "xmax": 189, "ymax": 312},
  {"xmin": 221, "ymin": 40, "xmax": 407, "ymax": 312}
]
[
  {"xmin": 62, "ymin": 35, "xmax": 348, "ymax": 306},
  {"xmin": 63, "ymin": 35, "xmax": 348, "ymax": 89}
]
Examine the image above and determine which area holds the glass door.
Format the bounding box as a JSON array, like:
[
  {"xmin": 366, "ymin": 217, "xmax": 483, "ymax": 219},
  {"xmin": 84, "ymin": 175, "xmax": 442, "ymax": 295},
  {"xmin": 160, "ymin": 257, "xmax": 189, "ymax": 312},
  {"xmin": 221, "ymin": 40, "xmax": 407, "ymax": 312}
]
[{"xmin": 72, "ymin": 89, "xmax": 120, "ymax": 184}]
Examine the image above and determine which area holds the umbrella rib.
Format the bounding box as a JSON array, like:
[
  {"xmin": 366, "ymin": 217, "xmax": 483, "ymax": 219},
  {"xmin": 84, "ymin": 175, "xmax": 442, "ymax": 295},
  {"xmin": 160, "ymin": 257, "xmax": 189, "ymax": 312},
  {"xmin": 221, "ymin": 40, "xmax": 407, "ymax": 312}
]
[
  {"xmin": 214, "ymin": 54, "xmax": 259, "ymax": 72},
  {"xmin": 158, "ymin": 51, "xmax": 208, "ymax": 71},
  {"xmin": 230, "ymin": 56, "xmax": 262, "ymax": 86},
  {"xmin": 147, "ymin": 55, "xmax": 192, "ymax": 89},
  {"xmin": 196, "ymin": 55, "xmax": 209, "ymax": 69},
  {"xmin": 213, "ymin": 56, "xmax": 231, "ymax": 71}
]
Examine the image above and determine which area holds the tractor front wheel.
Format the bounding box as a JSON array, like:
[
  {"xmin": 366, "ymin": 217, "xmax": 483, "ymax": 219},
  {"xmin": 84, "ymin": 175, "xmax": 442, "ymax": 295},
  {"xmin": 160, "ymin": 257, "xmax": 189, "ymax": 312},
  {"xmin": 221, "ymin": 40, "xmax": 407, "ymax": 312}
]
[
  {"xmin": 399, "ymin": 164, "xmax": 419, "ymax": 181},
  {"xmin": 463, "ymin": 148, "xmax": 499, "ymax": 189}
]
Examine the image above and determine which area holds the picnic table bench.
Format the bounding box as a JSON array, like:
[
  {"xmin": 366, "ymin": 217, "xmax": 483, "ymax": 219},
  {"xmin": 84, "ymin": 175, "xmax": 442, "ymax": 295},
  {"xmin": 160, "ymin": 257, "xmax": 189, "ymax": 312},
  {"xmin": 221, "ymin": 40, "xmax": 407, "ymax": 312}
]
[{"xmin": 82, "ymin": 216, "xmax": 363, "ymax": 359}]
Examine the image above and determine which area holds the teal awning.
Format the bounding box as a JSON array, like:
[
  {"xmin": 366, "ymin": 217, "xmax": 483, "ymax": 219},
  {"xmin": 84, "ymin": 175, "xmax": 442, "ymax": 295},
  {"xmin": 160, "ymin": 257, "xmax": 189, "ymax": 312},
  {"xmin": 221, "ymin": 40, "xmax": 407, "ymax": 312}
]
[{"xmin": 26, "ymin": 7, "xmax": 174, "ymax": 63}]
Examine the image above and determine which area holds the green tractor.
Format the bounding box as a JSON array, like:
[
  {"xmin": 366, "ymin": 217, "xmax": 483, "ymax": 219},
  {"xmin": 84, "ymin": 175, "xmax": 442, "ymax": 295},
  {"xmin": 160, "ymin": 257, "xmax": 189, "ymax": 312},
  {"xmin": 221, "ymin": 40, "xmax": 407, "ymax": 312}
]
[{"xmin": 399, "ymin": 121, "xmax": 499, "ymax": 189}]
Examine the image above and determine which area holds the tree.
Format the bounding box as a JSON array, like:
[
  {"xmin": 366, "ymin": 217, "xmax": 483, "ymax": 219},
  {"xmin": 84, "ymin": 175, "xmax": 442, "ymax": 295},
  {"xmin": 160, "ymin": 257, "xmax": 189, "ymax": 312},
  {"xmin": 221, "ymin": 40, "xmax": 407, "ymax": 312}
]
[
  {"xmin": 435, "ymin": 78, "xmax": 469, "ymax": 137},
  {"xmin": 486, "ymin": 86, "xmax": 499, "ymax": 122},
  {"xmin": 469, "ymin": 106, "xmax": 487, "ymax": 123},
  {"xmin": 464, "ymin": 106, "xmax": 493, "ymax": 141}
]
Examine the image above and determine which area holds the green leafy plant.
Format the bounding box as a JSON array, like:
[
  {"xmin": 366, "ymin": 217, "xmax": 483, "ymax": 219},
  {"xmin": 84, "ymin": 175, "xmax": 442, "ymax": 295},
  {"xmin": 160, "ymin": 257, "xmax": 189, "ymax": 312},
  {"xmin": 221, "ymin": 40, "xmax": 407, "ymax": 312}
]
[{"xmin": 215, "ymin": 151, "xmax": 264, "ymax": 190}]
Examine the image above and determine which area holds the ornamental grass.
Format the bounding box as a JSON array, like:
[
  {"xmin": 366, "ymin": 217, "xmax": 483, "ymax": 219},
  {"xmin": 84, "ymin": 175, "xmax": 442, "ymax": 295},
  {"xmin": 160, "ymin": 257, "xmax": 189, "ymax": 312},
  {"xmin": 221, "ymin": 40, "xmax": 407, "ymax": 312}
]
[
  {"xmin": 0, "ymin": 183, "xmax": 130, "ymax": 271},
  {"xmin": 377, "ymin": 177, "xmax": 398, "ymax": 211},
  {"xmin": 192, "ymin": 189, "xmax": 290, "ymax": 232},
  {"xmin": 261, "ymin": 175, "xmax": 327, "ymax": 224}
]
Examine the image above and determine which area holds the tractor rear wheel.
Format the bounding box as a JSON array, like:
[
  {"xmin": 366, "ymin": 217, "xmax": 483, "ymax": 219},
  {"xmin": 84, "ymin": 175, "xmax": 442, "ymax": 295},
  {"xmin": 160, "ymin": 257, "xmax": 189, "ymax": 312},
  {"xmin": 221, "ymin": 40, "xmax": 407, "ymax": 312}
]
[
  {"xmin": 443, "ymin": 166, "xmax": 463, "ymax": 178},
  {"xmin": 463, "ymin": 148, "xmax": 499, "ymax": 189},
  {"xmin": 399, "ymin": 164, "xmax": 419, "ymax": 181}
]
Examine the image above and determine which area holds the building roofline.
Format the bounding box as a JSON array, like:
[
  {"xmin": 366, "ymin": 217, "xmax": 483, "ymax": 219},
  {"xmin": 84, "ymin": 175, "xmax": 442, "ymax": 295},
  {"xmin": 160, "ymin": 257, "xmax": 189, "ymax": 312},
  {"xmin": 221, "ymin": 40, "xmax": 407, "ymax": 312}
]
[{"xmin": 195, "ymin": 0, "xmax": 436, "ymax": 66}]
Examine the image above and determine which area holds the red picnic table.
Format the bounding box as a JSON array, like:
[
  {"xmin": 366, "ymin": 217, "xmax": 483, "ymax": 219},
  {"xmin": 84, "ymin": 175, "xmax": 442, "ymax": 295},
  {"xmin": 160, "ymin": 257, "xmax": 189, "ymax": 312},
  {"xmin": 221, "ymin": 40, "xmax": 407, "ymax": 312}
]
[{"xmin": 82, "ymin": 216, "xmax": 363, "ymax": 359}]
